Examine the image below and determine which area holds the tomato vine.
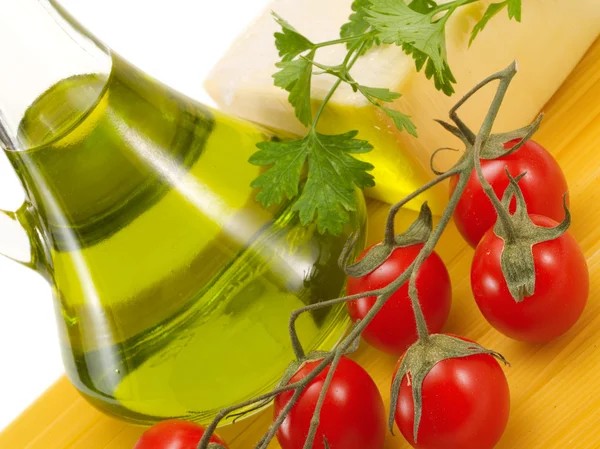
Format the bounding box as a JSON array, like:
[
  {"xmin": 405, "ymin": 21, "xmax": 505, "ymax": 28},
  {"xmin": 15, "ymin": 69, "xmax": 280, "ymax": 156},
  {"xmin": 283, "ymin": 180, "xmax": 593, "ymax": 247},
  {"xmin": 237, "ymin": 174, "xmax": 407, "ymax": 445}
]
[{"xmin": 196, "ymin": 61, "xmax": 548, "ymax": 449}]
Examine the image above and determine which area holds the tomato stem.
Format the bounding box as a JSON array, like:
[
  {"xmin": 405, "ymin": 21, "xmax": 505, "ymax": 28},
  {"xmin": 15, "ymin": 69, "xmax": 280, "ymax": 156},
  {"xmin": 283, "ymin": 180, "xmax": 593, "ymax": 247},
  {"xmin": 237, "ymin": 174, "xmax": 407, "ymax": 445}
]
[
  {"xmin": 474, "ymin": 116, "xmax": 546, "ymax": 244},
  {"xmin": 301, "ymin": 351, "xmax": 345, "ymax": 449},
  {"xmin": 409, "ymin": 172, "xmax": 470, "ymax": 341},
  {"xmin": 406, "ymin": 62, "xmax": 519, "ymax": 342},
  {"xmin": 383, "ymin": 168, "xmax": 459, "ymax": 246},
  {"xmin": 430, "ymin": 147, "xmax": 460, "ymax": 175},
  {"xmin": 195, "ymin": 355, "xmax": 335, "ymax": 449},
  {"xmin": 288, "ymin": 289, "xmax": 384, "ymax": 360},
  {"xmin": 255, "ymin": 387, "xmax": 304, "ymax": 449},
  {"xmin": 470, "ymin": 64, "xmax": 520, "ymax": 236}
]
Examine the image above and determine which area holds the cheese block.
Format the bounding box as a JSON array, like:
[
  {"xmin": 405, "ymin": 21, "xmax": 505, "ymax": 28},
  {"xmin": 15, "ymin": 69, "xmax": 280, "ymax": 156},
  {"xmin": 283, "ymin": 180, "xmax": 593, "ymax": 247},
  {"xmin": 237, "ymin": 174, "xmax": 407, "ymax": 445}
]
[{"xmin": 205, "ymin": 0, "xmax": 600, "ymax": 211}]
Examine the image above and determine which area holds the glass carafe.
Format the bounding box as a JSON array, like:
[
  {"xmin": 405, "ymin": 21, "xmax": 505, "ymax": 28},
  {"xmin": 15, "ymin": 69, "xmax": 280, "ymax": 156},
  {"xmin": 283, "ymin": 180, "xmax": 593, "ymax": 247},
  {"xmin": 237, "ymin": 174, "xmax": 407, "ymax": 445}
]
[{"xmin": 0, "ymin": 0, "xmax": 366, "ymax": 424}]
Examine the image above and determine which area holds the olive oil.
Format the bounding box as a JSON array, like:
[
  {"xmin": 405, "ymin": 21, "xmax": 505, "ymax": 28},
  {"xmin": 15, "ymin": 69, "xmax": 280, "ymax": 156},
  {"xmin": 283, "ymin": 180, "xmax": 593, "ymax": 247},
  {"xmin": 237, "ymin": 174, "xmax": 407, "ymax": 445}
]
[{"xmin": 8, "ymin": 55, "xmax": 366, "ymax": 424}]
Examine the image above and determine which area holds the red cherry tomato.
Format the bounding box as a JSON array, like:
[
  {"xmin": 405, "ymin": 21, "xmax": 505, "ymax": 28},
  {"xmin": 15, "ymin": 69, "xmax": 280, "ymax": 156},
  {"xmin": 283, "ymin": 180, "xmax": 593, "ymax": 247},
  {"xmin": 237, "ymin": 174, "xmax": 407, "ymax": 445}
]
[
  {"xmin": 133, "ymin": 420, "xmax": 228, "ymax": 449},
  {"xmin": 347, "ymin": 244, "xmax": 452, "ymax": 355},
  {"xmin": 274, "ymin": 356, "xmax": 386, "ymax": 449},
  {"xmin": 451, "ymin": 139, "xmax": 569, "ymax": 248},
  {"xmin": 471, "ymin": 215, "xmax": 588, "ymax": 342},
  {"xmin": 394, "ymin": 336, "xmax": 510, "ymax": 449}
]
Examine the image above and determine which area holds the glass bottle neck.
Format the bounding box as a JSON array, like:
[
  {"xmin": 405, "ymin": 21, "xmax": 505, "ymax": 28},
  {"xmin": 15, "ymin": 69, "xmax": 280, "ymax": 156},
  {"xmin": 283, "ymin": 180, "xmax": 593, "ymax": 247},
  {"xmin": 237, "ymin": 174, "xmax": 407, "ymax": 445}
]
[{"xmin": 0, "ymin": 0, "xmax": 111, "ymax": 151}]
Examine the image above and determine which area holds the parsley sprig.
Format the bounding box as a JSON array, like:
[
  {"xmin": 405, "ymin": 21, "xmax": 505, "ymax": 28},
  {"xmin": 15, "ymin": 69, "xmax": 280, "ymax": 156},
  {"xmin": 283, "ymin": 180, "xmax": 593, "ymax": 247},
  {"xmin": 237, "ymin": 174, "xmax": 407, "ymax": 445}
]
[{"xmin": 250, "ymin": 0, "xmax": 521, "ymax": 235}]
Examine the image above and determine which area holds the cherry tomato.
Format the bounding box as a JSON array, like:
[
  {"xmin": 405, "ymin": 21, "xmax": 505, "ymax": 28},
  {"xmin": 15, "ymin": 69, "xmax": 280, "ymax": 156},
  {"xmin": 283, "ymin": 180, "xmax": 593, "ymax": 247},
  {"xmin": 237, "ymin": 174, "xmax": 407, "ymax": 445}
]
[
  {"xmin": 274, "ymin": 356, "xmax": 386, "ymax": 449},
  {"xmin": 471, "ymin": 215, "xmax": 588, "ymax": 342},
  {"xmin": 133, "ymin": 420, "xmax": 228, "ymax": 449},
  {"xmin": 394, "ymin": 337, "xmax": 510, "ymax": 449},
  {"xmin": 347, "ymin": 244, "xmax": 452, "ymax": 355},
  {"xmin": 451, "ymin": 139, "xmax": 569, "ymax": 248}
]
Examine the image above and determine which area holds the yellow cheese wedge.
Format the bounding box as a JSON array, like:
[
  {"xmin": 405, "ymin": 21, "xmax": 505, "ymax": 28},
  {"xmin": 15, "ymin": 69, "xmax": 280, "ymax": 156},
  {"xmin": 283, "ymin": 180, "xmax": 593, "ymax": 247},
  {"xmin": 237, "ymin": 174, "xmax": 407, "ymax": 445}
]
[{"xmin": 205, "ymin": 0, "xmax": 600, "ymax": 212}]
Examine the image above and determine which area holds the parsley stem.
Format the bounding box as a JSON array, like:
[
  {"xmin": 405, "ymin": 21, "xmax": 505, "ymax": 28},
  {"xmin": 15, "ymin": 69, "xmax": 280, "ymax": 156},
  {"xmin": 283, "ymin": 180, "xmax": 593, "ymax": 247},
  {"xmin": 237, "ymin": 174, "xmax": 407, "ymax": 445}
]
[
  {"xmin": 314, "ymin": 34, "xmax": 370, "ymax": 49},
  {"xmin": 302, "ymin": 58, "xmax": 340, "ymax": 76},
  {"xmin": 312, "ymin": 40, "xmax": 367, "ymax": 128},
  {"xmin": 433, "ymin": 0, "xmax": 479, "ymax": 14},
  {"xmin": 311, "ymin": 80, "xmax": 343, "ymax": 128}
]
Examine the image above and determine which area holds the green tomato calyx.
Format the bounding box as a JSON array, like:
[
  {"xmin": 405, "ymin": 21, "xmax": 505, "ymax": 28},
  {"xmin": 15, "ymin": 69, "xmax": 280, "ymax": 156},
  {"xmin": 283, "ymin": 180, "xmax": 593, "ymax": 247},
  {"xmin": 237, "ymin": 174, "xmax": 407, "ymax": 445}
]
[{"xmin": 389, "ymin": 334, "xmax": 509, "ymax": 443}]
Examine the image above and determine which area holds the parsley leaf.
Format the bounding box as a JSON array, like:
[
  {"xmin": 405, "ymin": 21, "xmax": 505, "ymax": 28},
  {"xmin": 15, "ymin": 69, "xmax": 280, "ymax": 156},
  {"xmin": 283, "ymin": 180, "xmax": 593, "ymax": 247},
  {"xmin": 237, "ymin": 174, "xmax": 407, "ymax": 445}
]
[
  {"xmin": 507, "ymin": 0, "xmax": 522, "ymax": 21},
  {"xmin": 469, "ymin": 3, "xmax": 506, "ymax": 45},
  {"xmin": 273, "ymin": 50, "xmax": 316, "ymax": 126},
  {"xmin": 355, "ymin": 85, "xmax": 416, "ymax": 136},
  {"xmin": 249, "ymin": 138, "xmax": 309, "ymax": 207},
  {"xmin": 340, "ymin": 0, "xmax": 378, "ymax": 54},
  {"xmin": 250, "ymin": 131, "xmax": 375, "ymax": 235},
  {"xmin": 408, "ymin": 0, "xmax": 437, "ymax": 14},
  {"xmin": 470, "ymin": 0, "xmax": 522, "ymax": 45},
  {"xmin": 303, "ymin": 62, "xmax": 415, "ymax": 137},
  {"xmin": 358, "ymin": 85, "xmax": 402, "ymax": 102},
  {"xmin": 273, "ymin": 12, "xmax": 315, "ymax": 61},
  {"xmin": 383, "ymin": 108, "xmax": 418, "ymax": 137},
  {"xmin": 341, "ymin": 0, "xmax": 372, "ymax": 39},
  {"xmin": 365, "ymin": 0, "xmax": 458, "ymax": 95}
]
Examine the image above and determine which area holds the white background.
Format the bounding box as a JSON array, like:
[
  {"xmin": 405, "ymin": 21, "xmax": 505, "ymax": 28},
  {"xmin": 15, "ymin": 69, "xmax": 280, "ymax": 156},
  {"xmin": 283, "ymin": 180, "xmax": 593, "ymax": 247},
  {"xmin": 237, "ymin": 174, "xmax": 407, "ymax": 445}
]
[{"xmin": 0, "ymin": 0, "xmax": 271, "ymax": 431}]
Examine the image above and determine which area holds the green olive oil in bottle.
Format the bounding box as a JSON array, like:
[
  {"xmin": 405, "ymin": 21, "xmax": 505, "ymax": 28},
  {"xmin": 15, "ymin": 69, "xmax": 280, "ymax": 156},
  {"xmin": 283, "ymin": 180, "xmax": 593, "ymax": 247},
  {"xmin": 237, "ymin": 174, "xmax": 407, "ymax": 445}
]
[{"xmin": 6, "ymin": 48, "xmax": 366, "ymax": 424}]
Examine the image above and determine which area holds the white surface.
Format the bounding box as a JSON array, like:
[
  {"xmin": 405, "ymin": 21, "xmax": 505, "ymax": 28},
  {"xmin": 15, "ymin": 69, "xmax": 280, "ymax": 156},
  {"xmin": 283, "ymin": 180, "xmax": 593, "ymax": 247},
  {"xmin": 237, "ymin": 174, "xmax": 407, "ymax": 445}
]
[{"xmin": 0, "ymin": 0, "xmax": 271, "ymax": 431}]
